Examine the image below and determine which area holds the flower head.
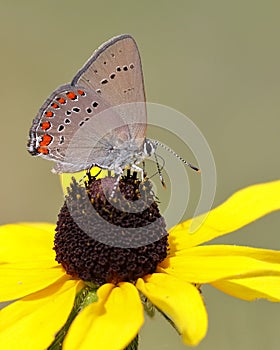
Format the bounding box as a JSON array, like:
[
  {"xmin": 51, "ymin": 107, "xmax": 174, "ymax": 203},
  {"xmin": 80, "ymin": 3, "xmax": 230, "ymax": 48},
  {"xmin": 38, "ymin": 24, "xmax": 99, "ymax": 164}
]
[
  {"xmin": 55, "ymin": 174, "xmax": 168, "ymax": 284},
  {"xmin": 1, "ymin": 177, "xmax": 280, "ymax": 349}
]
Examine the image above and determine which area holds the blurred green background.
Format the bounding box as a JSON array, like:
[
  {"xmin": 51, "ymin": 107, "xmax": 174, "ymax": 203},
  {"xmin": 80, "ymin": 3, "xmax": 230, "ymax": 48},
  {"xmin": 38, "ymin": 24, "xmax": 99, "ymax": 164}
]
[{"xmin": 1, "ymin": 0, "xmax": 280, "ymax": 349}]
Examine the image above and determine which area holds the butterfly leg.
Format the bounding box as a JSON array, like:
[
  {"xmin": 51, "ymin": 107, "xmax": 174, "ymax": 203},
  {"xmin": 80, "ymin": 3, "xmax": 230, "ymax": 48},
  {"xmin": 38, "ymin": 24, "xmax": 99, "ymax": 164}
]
[
  {"xmin": 78, "ymin": 167, "xmax": 92, "ymax": 184},
  {"xmin": 142, "ymin": 161, "xmax": 147, "ymax": 178},
  {"xmin": 110, "ymin": 167, "xmax": 124, "ymax": 199},
  {"xmin": 130, "ymin": 164, "xmax": 145, "ymax": 181}
]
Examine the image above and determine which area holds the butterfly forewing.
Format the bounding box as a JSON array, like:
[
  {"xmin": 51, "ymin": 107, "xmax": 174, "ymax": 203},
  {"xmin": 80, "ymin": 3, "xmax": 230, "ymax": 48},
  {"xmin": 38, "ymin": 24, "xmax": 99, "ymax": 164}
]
[{"xmin": 72, "ymin": 34, "xmax": 147, "ymax": 144}]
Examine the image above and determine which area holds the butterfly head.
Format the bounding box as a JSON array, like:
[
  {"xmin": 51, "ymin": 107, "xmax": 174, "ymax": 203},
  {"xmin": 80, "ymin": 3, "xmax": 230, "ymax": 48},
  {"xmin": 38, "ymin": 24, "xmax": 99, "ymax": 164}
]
[{"xmin": 143, "ymin": 138, "xmax": 156, "ymax": 158}]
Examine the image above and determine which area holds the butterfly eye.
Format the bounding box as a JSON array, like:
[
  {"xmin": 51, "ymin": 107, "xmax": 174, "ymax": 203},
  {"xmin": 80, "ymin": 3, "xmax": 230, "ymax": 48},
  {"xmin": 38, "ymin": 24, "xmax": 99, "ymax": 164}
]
[{"xmin": 144, "ymin": 139, "xmax": 155, "ymax": 156}]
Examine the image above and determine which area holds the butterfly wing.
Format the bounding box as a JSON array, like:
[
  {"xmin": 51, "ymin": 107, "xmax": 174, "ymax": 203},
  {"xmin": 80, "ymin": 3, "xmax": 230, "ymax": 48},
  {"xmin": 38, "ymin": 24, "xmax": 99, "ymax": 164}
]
[
  {"xmin": 28, "ymin": 84, "xmax": 132, "ymax": 173},
  {"xmin": 28, "ymin": 35, "xmax": 146, "ymax": 174},
  {"xmin": 72, "ymin": 34, "xmax": 147, "ymax": 145}
]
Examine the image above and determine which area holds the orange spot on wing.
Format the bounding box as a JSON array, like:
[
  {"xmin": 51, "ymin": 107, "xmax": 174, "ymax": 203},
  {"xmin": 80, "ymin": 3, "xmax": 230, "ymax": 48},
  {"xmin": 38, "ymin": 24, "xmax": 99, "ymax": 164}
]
[
  {"xmin": 37, "ymin": 147, "xmax": 49, "ymax": 155},
  {"xmin": 51, "ymin": 103, "xmax": 59, "ymax": 109},
  {"xmin": 57, "ymin": 97, "xmax": 66, "ymax": 104},
  {"xmin": 39, "ymin": 134, "xmax": 53, "ymax": 147},
  {"xmin": 45, "ymin": 111, "xmax": 54, "ymax": 118},
  {"xmin": 66, "ymin": 91, "xmax": 77, "ymax": 100},
  {"xmin": 77, "ymin": 89, "xmax": 85, "ymax": 96},
  {"xmin": 41, "ymin": 121, "xmax": 51, "ymax": 130}
]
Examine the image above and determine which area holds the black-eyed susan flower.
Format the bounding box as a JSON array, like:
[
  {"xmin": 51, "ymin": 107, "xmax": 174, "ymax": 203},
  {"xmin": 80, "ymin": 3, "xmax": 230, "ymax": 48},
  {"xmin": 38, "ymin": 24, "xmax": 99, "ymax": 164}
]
[{"xmin": 1, "ymin": 176, "xmax": 280, "ymax": 350}]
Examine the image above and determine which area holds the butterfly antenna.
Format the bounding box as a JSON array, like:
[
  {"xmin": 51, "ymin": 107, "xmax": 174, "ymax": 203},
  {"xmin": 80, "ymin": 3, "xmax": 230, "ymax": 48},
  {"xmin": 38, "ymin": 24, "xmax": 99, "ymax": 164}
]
[
  {"xmin": 154, "ymin": 140, "xmax": 201, "ymax": 173},
  {"xmin": 148, "ymin": 153, "xmax": 165, "ymax": 181}
]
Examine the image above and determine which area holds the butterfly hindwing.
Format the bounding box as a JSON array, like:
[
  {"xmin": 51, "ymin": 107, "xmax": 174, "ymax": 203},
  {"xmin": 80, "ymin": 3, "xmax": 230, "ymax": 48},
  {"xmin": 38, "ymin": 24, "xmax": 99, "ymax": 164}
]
[{"xmin": 28, "ymin": 84, "xmax": 132, "ymax": 173}]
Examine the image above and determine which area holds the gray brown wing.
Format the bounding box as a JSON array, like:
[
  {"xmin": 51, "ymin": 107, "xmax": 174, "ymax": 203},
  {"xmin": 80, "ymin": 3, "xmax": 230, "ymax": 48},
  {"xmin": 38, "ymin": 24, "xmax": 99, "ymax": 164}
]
[
  {"xmin": 27, "ymin": 84, "xmax": 132, "ymax": 173},
  {"xmin": 72, "ymin": 34, "xmax": 147, "ymax": 145}
]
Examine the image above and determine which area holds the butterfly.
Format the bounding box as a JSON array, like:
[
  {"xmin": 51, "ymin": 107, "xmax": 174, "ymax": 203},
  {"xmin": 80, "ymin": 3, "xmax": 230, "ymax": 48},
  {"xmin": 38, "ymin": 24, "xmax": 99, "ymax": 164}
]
[
  {"xmin": 28, "ymin": 34, "xmax": 199, "ymax": 185},
  {"xmin": 28, "ymin": 34, "xmax": 156, "ymax": 179}
]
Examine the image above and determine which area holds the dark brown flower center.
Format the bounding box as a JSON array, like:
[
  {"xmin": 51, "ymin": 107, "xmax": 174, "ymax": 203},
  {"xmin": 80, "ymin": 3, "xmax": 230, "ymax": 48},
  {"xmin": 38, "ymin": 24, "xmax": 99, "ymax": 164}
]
[{"xmin": 54, "ymin": 172, "xmax": 168, "ymax": 285}]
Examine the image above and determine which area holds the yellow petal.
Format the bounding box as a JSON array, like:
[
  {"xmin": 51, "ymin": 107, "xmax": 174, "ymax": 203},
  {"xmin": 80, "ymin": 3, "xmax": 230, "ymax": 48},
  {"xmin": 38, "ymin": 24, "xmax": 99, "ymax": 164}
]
[
  {"xmin": 64, "ymin": 282, "xmax": 144, "ymax": 350},
  {"xmin": 0, "ymin": 265, "xmax": 67, "ymax": 301},
  {"xmin": 0, "ymin": 278, "xmax": 82, "ymax": 350},
  {"xmin": 169, "ymin": 180, "xmax": 280, "ymax": 251},
  {"xmin": 0, "ymin": 223, "xmax": 56, "ymax": 265},
  {"xmin": 173, "ymin": 244, "xmax": 280, "ymax": 263},
  {"xmin": 212, "ymin": 276, "xmax": 280, "ymax": 302},
  {"xmin": 158, "ymin": 254, "xmax": 280, "ymax": 283},
  {"xmin": 137, "ymin": 273, "xmax": 207, "ymax": 346}
]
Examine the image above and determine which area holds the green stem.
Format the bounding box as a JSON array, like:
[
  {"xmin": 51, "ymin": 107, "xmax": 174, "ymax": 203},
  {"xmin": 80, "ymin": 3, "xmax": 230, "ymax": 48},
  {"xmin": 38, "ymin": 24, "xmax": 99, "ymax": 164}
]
[
  {"xmin": 48, "ymin": 285, "xmax": 98, "ymax": 350},
  {"xmin": 48, "ymin": 283, "xmax": 139, "ymax": 350},
  {"xmin": 125, "ymin": 334, "xmax": 139, "ymax": 350}
]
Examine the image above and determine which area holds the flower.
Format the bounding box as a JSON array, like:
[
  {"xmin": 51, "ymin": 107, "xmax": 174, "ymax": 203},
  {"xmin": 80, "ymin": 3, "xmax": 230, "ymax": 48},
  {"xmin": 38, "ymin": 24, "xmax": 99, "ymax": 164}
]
[{"xmin": 1, "ymin": 177, "xmax": 280, "ymax": 350}]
